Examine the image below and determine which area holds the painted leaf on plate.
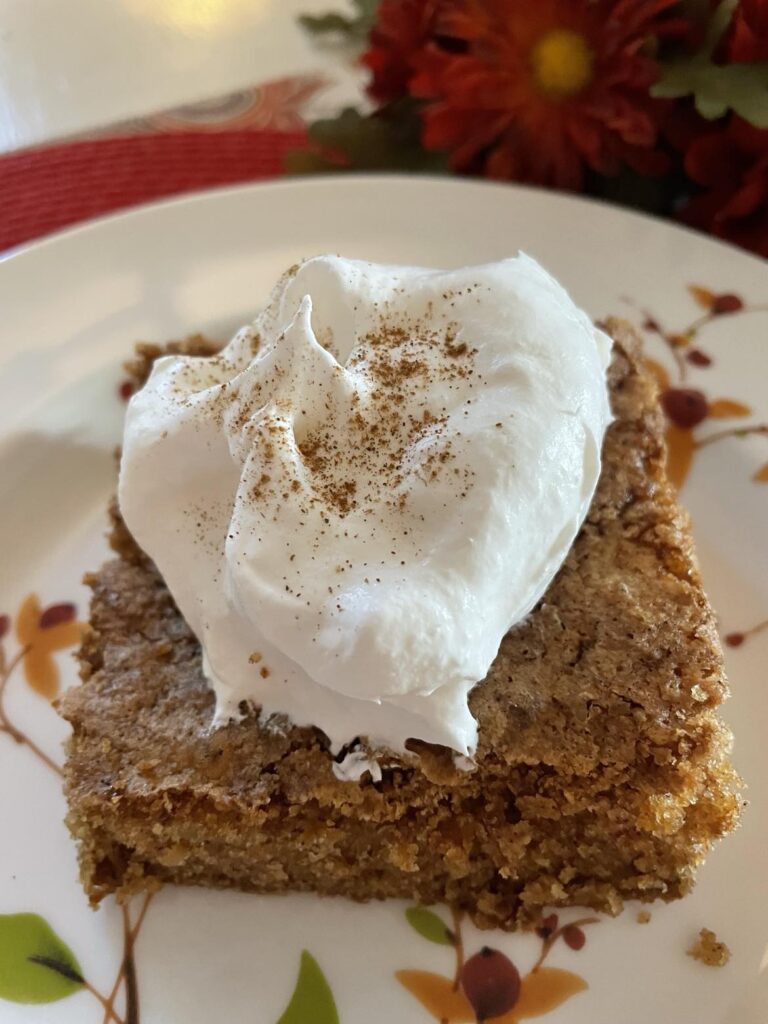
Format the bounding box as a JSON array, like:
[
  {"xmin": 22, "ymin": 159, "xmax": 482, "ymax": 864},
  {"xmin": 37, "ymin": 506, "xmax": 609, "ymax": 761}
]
[
  {"xmin": 665, "ymin": 424, "xmax": 696, "ymax": 489},
  {"xmin": 686, "ymin": 349, "xmax": 712, "ymax": 367},
  {"xmin": 644, "ymin": 358, "xmax": 670, "ymax": 392},
  {"xmin": 405, "ymin": 907, "xmax": 454, "ymax": 945},
  {"xmin": 688, "ymin": 285, "xmax": 715, "ymax": 309},
  {"xmin": 668, "ymin": 332, "xmax": 692, "ymax": 348},
  {"xmin": 276, "ymin": 950, "xmax": 338, "ymax": 1024},
  {"xmin": 14, "ymin": 593, "xmax": 85, "ymax": 699},
  {"xmin": 38, "ymin": 603, "xmax": 77, "ymax": 629},
  {"xmin": 513, "ymin": 967, "xmax": 588, "ymax": 1019},
  {"xmin": 711, "ymin": 294, "xmax": 744, "ymax": 314},
  {"xmin": 562, "ymin": 925, "xmax": 586, "ymax": 951},
  {"xmin": 708, "ymin": 398, "xmax": 752, "ymax": 419},
  {"xmin": 395, "ymin": 970, "xmax": 475, "ymax": 1022},
  {"xmin": 0, "ymin": 913, "xmax": 84, "ymax": 1004}
]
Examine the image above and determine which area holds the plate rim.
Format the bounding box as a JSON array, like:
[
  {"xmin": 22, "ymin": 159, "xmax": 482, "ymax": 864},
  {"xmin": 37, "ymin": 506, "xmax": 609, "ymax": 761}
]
[
  {"xmin": 0, "ymin": 170, "xmax": 766, "ymax": 1024},
  {"xmin": 2, "ymin": 173, "xmax": 767, "ymax": 275}
]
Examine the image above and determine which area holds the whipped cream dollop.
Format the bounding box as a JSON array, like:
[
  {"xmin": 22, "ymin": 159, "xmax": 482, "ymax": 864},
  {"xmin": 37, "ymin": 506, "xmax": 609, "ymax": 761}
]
[{"xmin": 119, "ymin": 255, "xmax": 612, "ymax": 758}]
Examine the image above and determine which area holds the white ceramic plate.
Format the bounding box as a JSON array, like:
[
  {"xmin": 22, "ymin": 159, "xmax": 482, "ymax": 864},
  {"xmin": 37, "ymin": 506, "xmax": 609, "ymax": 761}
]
[{"xmin": 0, "ymin": 177, "xmax": 766, "ymax": 1024}]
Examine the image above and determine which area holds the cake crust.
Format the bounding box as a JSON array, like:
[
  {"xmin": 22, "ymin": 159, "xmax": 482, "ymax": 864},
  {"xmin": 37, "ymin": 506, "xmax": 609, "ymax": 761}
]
[{"xmin": 61, "ymin": 320, "xmax": 741, "ymax": 928}]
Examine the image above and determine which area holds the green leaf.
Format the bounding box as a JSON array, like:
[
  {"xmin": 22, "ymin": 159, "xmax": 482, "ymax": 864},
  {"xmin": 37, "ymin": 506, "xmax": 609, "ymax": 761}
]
[
  {"xmin": 299, "ymin": 0, "xmax": 378, "ymax": 42},
  {"xmin": 651, "ymin": 0, "xmax": 768, "ymax": 127},
  {"xmin": 285, "ymin": 104, "xmax": 449, "ymax": 175},
  {"xmin": 0, "ymin": 913, "xmax": 85, "ymax": 1004},
  {"xmin": 276, "ymin": 951, "xmax": 339, "ymax": 1024},
  {"xmin": 299, "ymin": 12, "xmax": 358, "ymax": 35},
  {"xmin": 652, "ymin": 60, "xmax": 768, "ymax": 126},
  {"xmin": 405, "ymin": 907, "xmax": 455, "ymax": 946}
]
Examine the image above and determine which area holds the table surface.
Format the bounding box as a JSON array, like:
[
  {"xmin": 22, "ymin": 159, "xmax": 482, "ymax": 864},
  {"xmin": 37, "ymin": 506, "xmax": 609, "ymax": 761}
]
[{"xmin": 0, "ymin": 0, "xmax": 363, "ymax": 153}]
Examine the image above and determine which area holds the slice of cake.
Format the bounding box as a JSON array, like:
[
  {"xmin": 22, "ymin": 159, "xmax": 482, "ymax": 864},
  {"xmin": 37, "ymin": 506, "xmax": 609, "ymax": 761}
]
[{"xmin": 61, "ymin": 257, "xmax": 740, "ymax": 929}]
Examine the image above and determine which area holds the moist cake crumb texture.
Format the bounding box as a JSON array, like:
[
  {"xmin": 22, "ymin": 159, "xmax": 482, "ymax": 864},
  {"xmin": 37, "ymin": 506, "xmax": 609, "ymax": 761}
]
[
  {"xmin": 61, "ymin": 319, "xmax": 741, "ymax": 930},
  {"xmin": 687, "ymin": 928, "xmax": 732, "ymax": 967}
]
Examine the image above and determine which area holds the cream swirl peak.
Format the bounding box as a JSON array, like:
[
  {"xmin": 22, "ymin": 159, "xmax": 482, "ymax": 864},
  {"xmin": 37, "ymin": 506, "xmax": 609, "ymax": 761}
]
[{"xmin": 118, "ymin": 255, "xmax": 612, "ymax": 757}]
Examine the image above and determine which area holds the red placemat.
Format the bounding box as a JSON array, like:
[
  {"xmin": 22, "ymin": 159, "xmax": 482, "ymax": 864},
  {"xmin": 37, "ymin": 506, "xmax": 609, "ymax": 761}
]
[{"xmin": 0, "ymin": 129, "xmax": 306, "ymax": 254}]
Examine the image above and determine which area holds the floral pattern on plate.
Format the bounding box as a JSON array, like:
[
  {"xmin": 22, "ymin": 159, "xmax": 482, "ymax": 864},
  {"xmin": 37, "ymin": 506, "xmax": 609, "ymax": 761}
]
[
  {"xmin": 0, "ymin": 277, "xmax": 764, "ymax": 1023},
  {"xmin": 0, "ymin": 598, "xmax": 156, "ymax": 1024},
  {"xmin": 636, "ymin": 285, "xmax": 768, "ymax": 491}
]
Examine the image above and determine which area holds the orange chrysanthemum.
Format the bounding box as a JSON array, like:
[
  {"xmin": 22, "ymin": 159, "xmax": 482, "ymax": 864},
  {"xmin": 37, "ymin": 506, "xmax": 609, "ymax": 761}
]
[{"xmin": 368, "ymin": 0, "xmax": 686, "ymax": 188}]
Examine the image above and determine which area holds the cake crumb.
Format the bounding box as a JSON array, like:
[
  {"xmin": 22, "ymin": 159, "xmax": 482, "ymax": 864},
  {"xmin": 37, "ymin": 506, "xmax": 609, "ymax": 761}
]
[
  {"xmin": 248, "ymin": 652, "xmax": 262, "ymax": 664},
  {"xmin": 637, "ymin": 910, "xmax": 651, "ymax": 924},
  {"xmin": 687, "ymin": 928, "xmax": 731, "ymax": 967}
]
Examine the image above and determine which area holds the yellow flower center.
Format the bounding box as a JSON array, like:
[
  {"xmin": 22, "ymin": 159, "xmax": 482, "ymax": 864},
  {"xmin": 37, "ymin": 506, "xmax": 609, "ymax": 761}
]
[{"xmin": 530, "ymin": 29, "xmax": 594, "ymax": 100}]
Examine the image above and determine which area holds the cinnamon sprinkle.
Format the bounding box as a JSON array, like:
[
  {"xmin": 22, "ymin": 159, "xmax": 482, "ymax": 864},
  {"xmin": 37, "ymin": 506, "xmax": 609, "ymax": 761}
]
[{"xmin": 167, "ymin": 302, "xmax": 483, "ymax": 596}]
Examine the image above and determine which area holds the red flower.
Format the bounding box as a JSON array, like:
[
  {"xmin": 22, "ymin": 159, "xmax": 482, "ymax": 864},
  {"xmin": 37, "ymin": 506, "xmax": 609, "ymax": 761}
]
[
  {"xmin": 399, "ymin": 0, "xmax": 685, "ymax": 188},
  {"xmin": 681, "ymin": 115, "xmax": 768, "ymax": 258},
  {"xmin": 722, "ymin": 0, "xmax": 768, "ymax": 62},
  {"xmin": 362, "ymin": 0, "xmax": 440, "ymax": 102}
]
